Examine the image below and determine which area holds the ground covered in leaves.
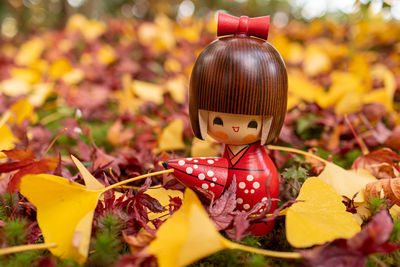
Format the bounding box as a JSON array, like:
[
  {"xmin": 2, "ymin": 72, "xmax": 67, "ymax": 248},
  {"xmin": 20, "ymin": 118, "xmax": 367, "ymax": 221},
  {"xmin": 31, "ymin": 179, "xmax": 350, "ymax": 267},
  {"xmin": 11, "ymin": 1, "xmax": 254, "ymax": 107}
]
[{"xmin": 1, "ymin": 13, "xmax": 400, "ymax": 266}]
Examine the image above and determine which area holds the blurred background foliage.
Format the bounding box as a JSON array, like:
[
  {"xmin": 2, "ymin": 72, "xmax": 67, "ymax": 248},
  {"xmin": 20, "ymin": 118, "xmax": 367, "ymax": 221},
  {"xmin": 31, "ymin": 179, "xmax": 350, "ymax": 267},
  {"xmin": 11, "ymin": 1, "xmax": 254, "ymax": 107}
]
[{"xmin": 0, "ymin": 0, "xmax": 399, "ymax": 38}]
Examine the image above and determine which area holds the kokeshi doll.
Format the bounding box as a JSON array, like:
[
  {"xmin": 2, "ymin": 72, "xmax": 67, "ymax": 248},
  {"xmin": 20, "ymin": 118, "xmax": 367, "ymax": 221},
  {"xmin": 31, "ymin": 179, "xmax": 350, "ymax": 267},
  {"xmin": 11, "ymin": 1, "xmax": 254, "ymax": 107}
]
[{"xmin": 163, "ymin": 12, "xmax": 288, "ymax": 236}]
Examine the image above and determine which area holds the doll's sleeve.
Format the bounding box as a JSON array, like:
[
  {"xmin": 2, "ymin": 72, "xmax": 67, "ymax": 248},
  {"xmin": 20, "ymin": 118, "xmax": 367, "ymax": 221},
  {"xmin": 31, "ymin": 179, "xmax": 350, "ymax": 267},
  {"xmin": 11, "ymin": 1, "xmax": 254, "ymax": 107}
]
[{"xmin": 162, "ymin": 157, "xmax": 228, "ymax": 200}]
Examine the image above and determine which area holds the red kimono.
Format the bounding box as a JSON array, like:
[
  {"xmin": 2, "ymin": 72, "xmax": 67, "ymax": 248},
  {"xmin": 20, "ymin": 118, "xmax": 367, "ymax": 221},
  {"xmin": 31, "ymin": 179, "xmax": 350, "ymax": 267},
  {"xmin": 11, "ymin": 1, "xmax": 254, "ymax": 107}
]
[{"xmin": 163, "ymin": 142, "xmax": 279, "ymax": 235}]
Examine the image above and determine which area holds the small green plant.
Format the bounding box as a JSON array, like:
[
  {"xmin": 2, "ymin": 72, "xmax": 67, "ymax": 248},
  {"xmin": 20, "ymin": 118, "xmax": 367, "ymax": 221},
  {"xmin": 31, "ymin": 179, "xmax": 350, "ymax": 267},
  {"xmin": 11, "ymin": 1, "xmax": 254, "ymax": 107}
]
[
  {"xmin": 3, "ymin": 218, "xmax": 28, "ymax": 247},
  {"xmin": 87, "ymin": 214, "xmax": 123, "ymax": 267}
]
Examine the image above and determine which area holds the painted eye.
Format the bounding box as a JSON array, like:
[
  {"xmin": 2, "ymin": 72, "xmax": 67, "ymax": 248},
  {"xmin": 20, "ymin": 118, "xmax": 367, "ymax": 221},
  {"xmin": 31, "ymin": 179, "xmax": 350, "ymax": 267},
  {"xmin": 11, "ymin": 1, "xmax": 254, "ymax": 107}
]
[
  {"xmin": 247, "ymin": 120, "xmax": 258, "ymax": 129},
  {"xmin": 213, "ymin": 117, "xmax": 223, "ymax": 126}
]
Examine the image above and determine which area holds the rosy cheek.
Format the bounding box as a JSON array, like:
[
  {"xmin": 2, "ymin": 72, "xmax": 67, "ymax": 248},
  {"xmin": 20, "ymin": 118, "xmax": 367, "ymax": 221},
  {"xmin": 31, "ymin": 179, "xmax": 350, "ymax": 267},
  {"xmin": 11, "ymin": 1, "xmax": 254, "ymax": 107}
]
[
  {"xmin": 242, "ymin": 134, "xmax": 257, "ymax": 143},
  {"xmin": 212, "ymin": 131, "xmax": 230, "ymax": 142}
]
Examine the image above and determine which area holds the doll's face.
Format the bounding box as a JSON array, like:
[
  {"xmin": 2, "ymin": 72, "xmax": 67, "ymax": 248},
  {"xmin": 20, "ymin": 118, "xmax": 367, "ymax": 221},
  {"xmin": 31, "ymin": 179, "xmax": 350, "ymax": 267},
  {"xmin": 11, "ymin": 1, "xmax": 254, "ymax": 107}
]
[{"xmin": 207, "ymin": 111, "xmax": 262, "ymax": 145}]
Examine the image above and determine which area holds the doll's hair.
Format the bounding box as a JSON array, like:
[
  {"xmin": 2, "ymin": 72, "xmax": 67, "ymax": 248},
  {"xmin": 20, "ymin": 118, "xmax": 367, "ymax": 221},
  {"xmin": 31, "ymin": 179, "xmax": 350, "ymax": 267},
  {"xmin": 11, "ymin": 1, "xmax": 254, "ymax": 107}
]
[{"xmin": 189, "ymin": 36, "xmax": 287, "ymax": 144}]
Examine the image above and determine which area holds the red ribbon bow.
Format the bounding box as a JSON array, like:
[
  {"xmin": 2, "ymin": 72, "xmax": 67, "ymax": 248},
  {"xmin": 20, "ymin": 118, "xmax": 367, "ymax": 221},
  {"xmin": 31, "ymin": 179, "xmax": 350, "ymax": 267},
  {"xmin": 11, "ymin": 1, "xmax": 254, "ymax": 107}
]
[{"xmin": 217, "ymin": 12, "xmax": 270, "ymax": 40}]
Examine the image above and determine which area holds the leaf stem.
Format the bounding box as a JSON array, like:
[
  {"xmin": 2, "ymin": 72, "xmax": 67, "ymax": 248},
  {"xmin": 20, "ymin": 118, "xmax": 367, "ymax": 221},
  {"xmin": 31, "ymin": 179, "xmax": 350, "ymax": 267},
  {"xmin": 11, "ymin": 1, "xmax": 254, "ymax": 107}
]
[
  {"xmin": 222, "ymin": 238, "xmax": 301, "ymax": 259},
  {"xmin": 40, "ymin": 128, "xmax": 67, "ymax": 160},
  {"xmin": 102, "ymin": 169, "xmax": 174, "ymax": 193},
  {"xmin": 0, "ymin": 243, "xmax": 57, "ymax": 256},
  {"xmin": 267, "ymin": 145, "xmax": 330, "ymax": 165},
  {"xmin": 344, "ymin": 115, "xmax": 369, "ymax": 155}
]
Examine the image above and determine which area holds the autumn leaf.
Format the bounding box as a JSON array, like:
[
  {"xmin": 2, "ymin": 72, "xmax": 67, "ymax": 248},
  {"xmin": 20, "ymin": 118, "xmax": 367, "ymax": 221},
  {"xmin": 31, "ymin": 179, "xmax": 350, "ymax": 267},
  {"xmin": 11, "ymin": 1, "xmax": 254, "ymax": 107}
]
[
  {"xmin": 352, "ymin": 148, "xmax": 400, "ymax": 179},
  {"xmin": 20, "ymin": 173, "xmax": 102, "ymax": 264},
  {"xmin": 0, "ymin": 112, "xmax": 18, "ymax": 158},
  {"xmin": 300, "ymin": 210, "xmax": 400, "ymax": 267},
  {"xmin": 190, "ymin": 136, "xmax": 221, "ymax": 157},
  {"xmin": 158, "ymin": 119, "xmax": 186, "ymax": 152},
  {"xmin": 317, "ymin": 162, "xmax": 377, "ymax": 202},
  {"xmin": 148, "ymin": 188, "xmax": 300, "ymax": 267},
  {"xmin": 0, "ymin": 148, "xmax": 58, "ymax": 191},
  {"xmin": 20, "ymin": 155, "xmax": 173, "ymax": 263},
  {"xmin": 131, "ymin": 80, "xmax": 164, "ymax": 105},
  {"xmin": 15, "ymin": 38, "xmax": 45, "ymax": 66},
  {"xmin": 365, "ymin": 177, "xmax": 400, "ymax": 206},
  {"xmin": 49, "ymin": 58, "xmax": 72, "ymax": 79},
  {"xmin": 286, "ymin": 177, "xmax": 361, "ymax": 248},
  {"xmin": 9, "ymin": 98, "xmax": 38, "ymax": 125},
  {"xmin": 145, "ymin": 186, "xmax": 183, "ymax": 221}
]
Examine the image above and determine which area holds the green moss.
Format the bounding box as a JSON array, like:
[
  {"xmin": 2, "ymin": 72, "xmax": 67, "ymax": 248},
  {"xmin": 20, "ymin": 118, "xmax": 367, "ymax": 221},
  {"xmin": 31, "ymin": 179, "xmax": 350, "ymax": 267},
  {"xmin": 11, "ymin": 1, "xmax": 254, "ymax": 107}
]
[
  {"xmin": 367, "ymin": 197, "xmax": 388, "ymax": 216},
  {"xmin": 390, "ymin": 219, "xmax": 400, "ymax": 243},
  {"xmin": 0, "ymin": 251, "xmax": 40, "ymax": 267},
  {"xmin": 56, "ymin": 258, "xmax": 81, "ymax": 267},
  {"xmin": 87, "ymin": 214, "xmax": 123, "ymax": 267},
  {"xmin": 3, "ymin": 218, "xmax": 28, "ymax": 246}
]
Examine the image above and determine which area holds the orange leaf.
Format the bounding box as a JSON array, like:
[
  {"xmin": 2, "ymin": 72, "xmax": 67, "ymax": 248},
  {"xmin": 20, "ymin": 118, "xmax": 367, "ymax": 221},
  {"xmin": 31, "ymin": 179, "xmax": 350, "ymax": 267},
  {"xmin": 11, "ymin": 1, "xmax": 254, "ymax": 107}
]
[
  {"xmin": 2, "ymin": 148, "xmax": 35, "ymax": 161},
  {"xmin": 365, "ymin": 178, "xmax": 400, "ymax": 206},
  {"xmin": 8, "ymin": 158, "xmax": 59, "ymax": 192}
]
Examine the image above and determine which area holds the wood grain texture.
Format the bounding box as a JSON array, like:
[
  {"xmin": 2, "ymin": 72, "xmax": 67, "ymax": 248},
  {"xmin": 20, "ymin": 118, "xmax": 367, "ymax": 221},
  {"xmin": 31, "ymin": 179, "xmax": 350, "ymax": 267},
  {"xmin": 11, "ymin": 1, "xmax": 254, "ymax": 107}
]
[{"xmin": 189, "ymin": 36, "xmax": 288, "ymax": 144}]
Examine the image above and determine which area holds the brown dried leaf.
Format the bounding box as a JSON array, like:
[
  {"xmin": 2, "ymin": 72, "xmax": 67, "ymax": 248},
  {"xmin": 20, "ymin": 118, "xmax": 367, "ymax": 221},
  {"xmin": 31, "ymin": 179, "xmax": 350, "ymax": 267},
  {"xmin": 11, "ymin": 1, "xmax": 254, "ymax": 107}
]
[{"xmin": 365, "ymin": 177, "xmax": 400, "ymax": 206}]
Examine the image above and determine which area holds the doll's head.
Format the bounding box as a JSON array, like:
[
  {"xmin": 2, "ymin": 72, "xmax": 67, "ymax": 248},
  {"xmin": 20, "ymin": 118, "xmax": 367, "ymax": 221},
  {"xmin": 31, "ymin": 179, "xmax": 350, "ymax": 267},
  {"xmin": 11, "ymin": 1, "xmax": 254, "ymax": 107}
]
[{"xmin": 189, "ymin": 14, "xmax": 287, "ymax": 145}]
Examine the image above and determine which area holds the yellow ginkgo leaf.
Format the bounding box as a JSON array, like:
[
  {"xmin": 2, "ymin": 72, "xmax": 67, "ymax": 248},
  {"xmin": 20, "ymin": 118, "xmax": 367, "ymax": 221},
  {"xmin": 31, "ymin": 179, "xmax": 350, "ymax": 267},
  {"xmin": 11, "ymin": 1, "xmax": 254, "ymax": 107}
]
[
  {"xmin": 303, "ymin": 44, "xmax": 331, "ymax": 76},
  {"xmin": 10, "ymin": 67, "xmax": 41, "ymax": 84},
  {"xmin": 49, "ymin": 58, "xmax": 73, "ymax": 79},
  {"xmin": 131, "ymin": 80, "xmax": 164, "ymax": 105},
  {"xmin": 0, "ymin": 125, "xmax": 18, "ymax": 159},
  {"xmin": 148, "ymin": 188, "xmax": 225, "ymax": 267},
  {"xmin": 20, "ymin": 174, "xmax": 102, "ymax": 264},
  {"xmin": 389, "ymin": 204, "xmax": 400, "ymax": 221},
  {"xmin": 9, "ymin": 98, "xmax": 38, "ymax": 125},
  {"xmin": 114, "ymin": 75, "xmax": 142, "ymax": 115},
  {"xmin": 149, "ymin": 188, "xmax": 301, "ymax": 267},
  {"xmin": 0, "ymin": 112, "xmax": 18, "ymax": 159},
  {"xmin": 97, "ymin": 45, "xmax": 116, "ymax": 65},
  {"xmin": 0, "ymin": 79, "xmax": 30, "ymax": 97},
  {"xmin": 15, "ymin": 38, "xmax": 45, "ymax": 66},
  {"xmin": 190, "ymin": 136, "xmax": 221, "ymax": 157},
  {"xmin": 28, "ymin": 83, "xmax": 54, "ymax": 107},
  {"xmin": 158, "ymin": 119, "xmax": 186, "ymax": 152},
  {"xmin": 165, "ymin": 75, "xmax": 187, "ymax": 104},
  {"xmin": 71, "ymin": 155, "xmax": 104, "ymax": 190},
  {"xmin": 286, "ymin": 177, "xmax": 361, "ymax": 248},
  {"xmin": 146, "ymin": 187, "xmax": 183, "ymax": 221},
  {"xmin": 317, "ymin": 163, "xmax": 377, "ymax": 202}
]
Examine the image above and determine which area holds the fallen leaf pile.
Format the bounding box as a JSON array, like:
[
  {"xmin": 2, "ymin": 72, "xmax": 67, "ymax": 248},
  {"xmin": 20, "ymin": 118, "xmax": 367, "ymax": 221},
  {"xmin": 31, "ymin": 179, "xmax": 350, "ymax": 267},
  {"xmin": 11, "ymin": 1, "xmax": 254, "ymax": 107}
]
[{"xmin": 0, "ymin": 9, "xmax": 400, "ymax": 267}]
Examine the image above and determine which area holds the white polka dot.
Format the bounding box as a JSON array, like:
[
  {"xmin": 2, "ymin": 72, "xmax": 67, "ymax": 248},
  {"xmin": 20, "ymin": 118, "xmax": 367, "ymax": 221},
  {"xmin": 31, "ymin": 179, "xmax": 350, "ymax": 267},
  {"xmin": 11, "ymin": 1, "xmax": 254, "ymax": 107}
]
[
  {"xmin": 237, "ymin": 198, "xmax": 243, "ymax": 204},
  {"xmin": 243, "ymin": 204, "xmax": 250, "ymax": 210},
  {"xmin": 250, "ymin": 189, "xmax": 255, "ymax": 194},
  {"xmin": 207, "ymin": 160, "xmax": 214, "ymax": 164},
  {"xmin": 259, "ymin": 209, "xmax": 264, "ymax": 212},
  {"xmin": 244, "ymin": 189, "xmax": 249, "ymax": 194},
  {"xmin": 207, "ymin": 170, "xmax": 214, "ymax": 177},
  {"xmin": 178, "ymin": 160, "xmax": 185, "ymax": 166},
  {"xmin": 212, "ymin": 177, "xmax": 217, "ymax": 181},
  {"xmin": 253, "ymin": 182, "xmax": 260, "ymax": 189},
  {"xmin": 262, "ymin": 197, "xmax": 268, "ymax": 202},
  {"xmin": 187, "ymin": 158, "xmax": 192, "ymax": 161},
  {"xmin": 198, "ymin": 173, "xmax": 205, "ymax": 180},
  {"xmin": 215, "ymin": 159, "xmax": 219, "ymax": 161},
  {"xmin": 202, "ymin": 183, "xmax": 209, "ymax": 189},
  {"xmin": 239, "ymin": 182, "xmax": 246, "ymax": 189},
  {"xmin": 194, "ymin": 160, "xmax": 198, "ymax": 163},
  {"xmin": 186, "ymin": 167, "xmax": 193, "ymax": 174},
  {"xmin": 211, "ymin": 183, "xmax": 215, "ymax": 187},
  {"xmin": 193, "ymin": 165, "xmax": 198, "ymax": 169},
  {"xmin": 247, "ymin": 175, "xmax": 254, "ymax": 181}
]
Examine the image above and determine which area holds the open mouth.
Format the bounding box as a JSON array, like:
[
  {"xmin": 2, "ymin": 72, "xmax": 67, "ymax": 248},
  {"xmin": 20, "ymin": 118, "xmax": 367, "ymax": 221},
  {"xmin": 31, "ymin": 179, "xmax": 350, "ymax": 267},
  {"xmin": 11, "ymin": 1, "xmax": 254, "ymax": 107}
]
[{"xmin": 232, "ymin": 126, "xmax": 240, "ymax": 132}]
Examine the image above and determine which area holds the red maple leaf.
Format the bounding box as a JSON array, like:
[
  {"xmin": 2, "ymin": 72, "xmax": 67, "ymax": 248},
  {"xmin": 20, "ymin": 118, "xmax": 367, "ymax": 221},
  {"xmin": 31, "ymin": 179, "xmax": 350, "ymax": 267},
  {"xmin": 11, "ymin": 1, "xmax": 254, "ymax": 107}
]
[{"xmin": 0, "ymin": 148, "xmax": 58, "ymax": 192}]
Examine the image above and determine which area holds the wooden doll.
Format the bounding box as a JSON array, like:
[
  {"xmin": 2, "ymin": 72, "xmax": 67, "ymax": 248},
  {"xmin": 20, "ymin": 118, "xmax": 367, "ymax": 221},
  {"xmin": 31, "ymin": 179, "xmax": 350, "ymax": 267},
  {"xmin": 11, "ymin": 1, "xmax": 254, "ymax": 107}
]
[{"xmin": 162, "ymin": 13, "xmax": 288, "ymax": 236}]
